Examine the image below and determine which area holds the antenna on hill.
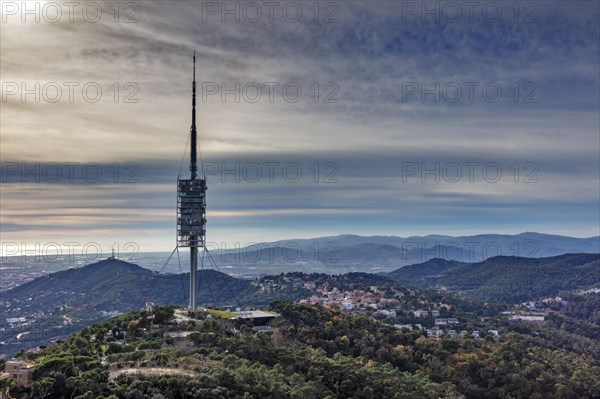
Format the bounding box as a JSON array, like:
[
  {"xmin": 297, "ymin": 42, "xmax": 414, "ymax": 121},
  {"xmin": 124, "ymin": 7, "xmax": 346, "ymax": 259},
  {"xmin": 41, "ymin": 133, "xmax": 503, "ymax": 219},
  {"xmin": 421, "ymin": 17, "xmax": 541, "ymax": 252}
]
[
  {"xmin": 138, "ymin": 52, "xmax": 242, "ymax": 314},
  {"xmin": 146, "ymin": 296, "xmax": 154, "ymax": 318},
  {"xmin": 177, "ymin": 51, "xmax": 207, "ymax": 310}
]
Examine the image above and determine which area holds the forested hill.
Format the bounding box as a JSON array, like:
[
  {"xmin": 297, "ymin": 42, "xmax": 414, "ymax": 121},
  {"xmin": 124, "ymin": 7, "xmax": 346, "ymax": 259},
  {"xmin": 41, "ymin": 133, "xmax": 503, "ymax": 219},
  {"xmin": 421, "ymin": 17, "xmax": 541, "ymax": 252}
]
[
  {"xmin": 7, "ymin": 258, "xmax": 153, "ymax": 297},
  {"xmin": 389, "ymin": 253, "xmax": 600, "ymax": 303},
  {"xmin": 388, "ymin": 258, "xmax": 467, "ymax": 281},
  {"xmin": 9, "ymin": 302, "xmax": 600, "ymax": 399},
  {"xmin": 6, "ymin": 258, "xmax": 256, "ymax": 310}
]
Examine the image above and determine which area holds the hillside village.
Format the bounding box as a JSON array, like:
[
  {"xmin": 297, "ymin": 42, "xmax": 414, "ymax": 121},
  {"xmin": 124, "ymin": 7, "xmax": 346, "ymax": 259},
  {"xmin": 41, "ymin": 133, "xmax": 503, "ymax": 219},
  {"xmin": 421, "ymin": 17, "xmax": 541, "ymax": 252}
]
[{"xmin": 252, "ymin": 273, "xmax": 557, "ymax": 340}]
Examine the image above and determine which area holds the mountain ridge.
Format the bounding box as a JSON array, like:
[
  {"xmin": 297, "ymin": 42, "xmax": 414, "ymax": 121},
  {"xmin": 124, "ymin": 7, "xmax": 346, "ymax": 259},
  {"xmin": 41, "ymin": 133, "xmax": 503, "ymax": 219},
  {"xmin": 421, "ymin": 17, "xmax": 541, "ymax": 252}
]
[
  {"xmin": 2, "ymin": 252, "xmax": 599, "ymax": 359},
  {"xmin": 388, "ymin": 253, "xmax": 600, "ymax": 302}
]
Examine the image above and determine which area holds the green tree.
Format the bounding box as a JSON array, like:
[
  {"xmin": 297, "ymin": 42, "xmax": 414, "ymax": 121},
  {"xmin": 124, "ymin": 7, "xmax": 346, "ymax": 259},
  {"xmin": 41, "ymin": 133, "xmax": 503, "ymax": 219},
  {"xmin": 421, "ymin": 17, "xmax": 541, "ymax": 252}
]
[{"xmin": 31, "ymin": 377, "xmax": 55, "ymax": 399}]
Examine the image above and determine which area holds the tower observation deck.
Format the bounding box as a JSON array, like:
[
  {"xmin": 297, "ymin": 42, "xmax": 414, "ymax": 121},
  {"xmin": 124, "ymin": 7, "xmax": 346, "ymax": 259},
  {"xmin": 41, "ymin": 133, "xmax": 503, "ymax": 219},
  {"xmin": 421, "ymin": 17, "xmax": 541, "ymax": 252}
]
[{"xmin": 177, "ymin": 52, "xmax": 206, "ymax": 310}]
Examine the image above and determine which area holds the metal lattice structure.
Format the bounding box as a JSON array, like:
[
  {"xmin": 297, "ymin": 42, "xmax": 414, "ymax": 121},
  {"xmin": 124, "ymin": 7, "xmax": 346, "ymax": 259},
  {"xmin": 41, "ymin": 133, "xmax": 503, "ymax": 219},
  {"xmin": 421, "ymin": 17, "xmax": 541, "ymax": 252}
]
[{"xmin": 177, "ymin": 178, "xmax": 206, "ymax": 247}]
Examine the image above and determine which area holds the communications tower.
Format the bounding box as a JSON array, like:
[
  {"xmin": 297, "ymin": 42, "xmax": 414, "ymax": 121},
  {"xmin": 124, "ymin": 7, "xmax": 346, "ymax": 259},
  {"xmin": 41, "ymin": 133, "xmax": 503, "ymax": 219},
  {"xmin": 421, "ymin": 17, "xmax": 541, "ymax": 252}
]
[{"xmin": 177, "ymin": 52, "xmax": 207, "ymax": 310}]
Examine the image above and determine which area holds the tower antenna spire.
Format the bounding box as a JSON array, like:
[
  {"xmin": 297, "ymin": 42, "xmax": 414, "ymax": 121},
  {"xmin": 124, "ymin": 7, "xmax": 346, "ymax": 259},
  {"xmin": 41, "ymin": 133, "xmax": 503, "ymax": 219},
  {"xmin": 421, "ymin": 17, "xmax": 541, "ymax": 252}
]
[
  {"xmin": 190, "ymin": 51, "xmax": 197, "ymax": 179},
  {"xmin": 177, "ymin": 51, "xmax": 207, "ymax": 311}
]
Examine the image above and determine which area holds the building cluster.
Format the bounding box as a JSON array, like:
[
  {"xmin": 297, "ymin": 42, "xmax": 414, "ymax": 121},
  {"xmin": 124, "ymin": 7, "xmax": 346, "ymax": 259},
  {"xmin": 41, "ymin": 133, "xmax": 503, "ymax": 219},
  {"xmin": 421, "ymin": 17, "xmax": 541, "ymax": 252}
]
[
  {"xmin": 298, "ymin": 284, "xmax": 402, "ymax": 313},
  {"xmin": 100, "ymin": 310, "xmax": 123, "ymax": 317},
  {"xmin": 254, "ymin": 274, "xmax": 324, "ymax": 293},
  {"xmin": 517, "ymin": 296, "xmax": 565, "ymax": 311},
  {"xmin": 400, "ymin": 316, "xmax": 500, "ymax": 339},
  {"xmin": 1, "ymin": 360, "xmax": 35, "ymax": 389},
  {"xmin": 495, "ymin": 295, "xmax": 567, "ymax": 324},
  {"xmin": 292, "ymin": 281, "xmax": 500, "ymax": 339}
]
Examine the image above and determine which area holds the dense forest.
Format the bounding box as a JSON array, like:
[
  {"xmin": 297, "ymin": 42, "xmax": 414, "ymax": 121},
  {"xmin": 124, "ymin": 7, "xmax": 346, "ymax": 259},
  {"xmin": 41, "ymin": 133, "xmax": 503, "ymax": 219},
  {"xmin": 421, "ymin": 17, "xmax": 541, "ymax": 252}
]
[{"xmin": 6, "ymin": 292, "xmax": 600, "ymax": 399}]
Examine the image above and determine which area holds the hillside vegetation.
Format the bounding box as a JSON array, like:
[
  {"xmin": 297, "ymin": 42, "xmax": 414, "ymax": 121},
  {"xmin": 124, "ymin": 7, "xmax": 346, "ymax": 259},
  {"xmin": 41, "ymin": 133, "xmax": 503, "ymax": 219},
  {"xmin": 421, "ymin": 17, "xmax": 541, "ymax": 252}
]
[
  {"xmin": 8, "ymin": 298, "xmax": 600, "ymax": 399},
  {"xmin": 389, "ymin": 254, "xmax": 600, "ymax": 303}
]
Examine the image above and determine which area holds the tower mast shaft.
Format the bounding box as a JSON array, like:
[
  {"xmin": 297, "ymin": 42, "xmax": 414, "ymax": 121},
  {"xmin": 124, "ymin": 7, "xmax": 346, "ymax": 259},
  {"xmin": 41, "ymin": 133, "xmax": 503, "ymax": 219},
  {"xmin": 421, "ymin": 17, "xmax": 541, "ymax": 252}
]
[
  {"xmin": 191, "ymin": 52, "xmax": 197, "ymax": 179},
  {"xmin": 189, "ymin": 52, "xmax": 198, "ymax": 310}
]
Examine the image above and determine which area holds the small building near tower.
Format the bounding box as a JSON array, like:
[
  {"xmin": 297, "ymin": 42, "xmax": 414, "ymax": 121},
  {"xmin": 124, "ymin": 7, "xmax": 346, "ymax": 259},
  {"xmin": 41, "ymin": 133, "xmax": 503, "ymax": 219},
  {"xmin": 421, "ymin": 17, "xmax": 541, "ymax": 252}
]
[
  {"xmin": 4, "ymin": 360, "xmax": 35, "ymax": 388},
  {"xmin": 232, "ymin": 310, "xmax": 278, "ymax": 326}
]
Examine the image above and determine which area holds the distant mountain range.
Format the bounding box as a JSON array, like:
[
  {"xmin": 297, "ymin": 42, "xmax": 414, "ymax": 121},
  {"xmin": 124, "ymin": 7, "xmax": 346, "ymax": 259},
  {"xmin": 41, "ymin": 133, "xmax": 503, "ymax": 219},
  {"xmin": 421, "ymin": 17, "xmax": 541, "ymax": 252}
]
[
  {"xmin": 226, "ymin": 232, "xmax": 599, "ymax": 272},
  {"xmin": 2, "ymin": 233, "xmax": 597, "ymax": 280},
  {"xmin": 388, "ymin": 253, "xmax": 600, "ymax": 303}
]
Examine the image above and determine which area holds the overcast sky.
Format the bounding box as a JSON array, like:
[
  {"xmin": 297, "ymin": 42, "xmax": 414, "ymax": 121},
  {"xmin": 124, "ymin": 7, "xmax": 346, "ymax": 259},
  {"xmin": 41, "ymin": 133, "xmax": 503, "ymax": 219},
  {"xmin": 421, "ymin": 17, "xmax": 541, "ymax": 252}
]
[{"xmin": 1, "ymin": 1, "xmax": 599, "ymax": 255}]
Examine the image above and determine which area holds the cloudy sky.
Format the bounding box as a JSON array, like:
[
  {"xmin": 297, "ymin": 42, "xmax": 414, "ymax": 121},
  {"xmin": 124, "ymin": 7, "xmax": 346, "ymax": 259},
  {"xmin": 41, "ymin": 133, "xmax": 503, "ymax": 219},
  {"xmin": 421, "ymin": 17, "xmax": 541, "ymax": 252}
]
[{"xmin": 1, "ymin": 0, "xmax": 599, "ymax": 255}]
